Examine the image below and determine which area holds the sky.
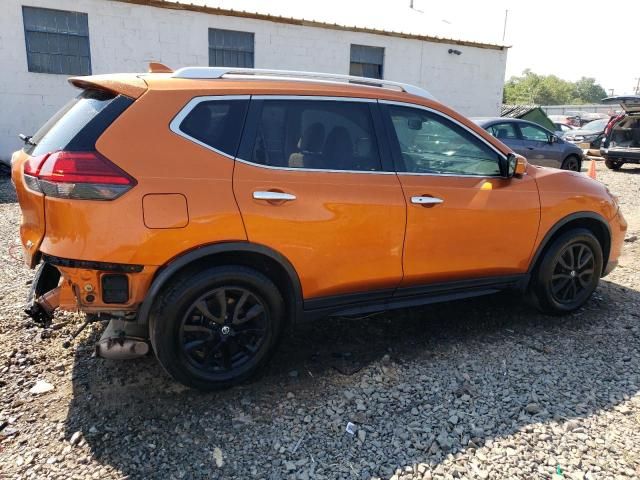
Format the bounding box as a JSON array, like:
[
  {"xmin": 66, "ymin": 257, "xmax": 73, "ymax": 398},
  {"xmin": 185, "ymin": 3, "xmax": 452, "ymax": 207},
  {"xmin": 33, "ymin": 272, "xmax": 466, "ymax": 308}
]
[{"xmin": 188, "ymin": 0, "xmax": 639, "ymax": 95}]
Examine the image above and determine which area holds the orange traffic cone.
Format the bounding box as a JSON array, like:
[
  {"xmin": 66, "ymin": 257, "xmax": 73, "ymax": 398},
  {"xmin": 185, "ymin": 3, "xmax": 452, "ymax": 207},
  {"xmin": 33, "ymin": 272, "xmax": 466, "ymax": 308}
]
[{"xmin": 587, "ymin": 159, "xmax": 596, "ymax": 179}]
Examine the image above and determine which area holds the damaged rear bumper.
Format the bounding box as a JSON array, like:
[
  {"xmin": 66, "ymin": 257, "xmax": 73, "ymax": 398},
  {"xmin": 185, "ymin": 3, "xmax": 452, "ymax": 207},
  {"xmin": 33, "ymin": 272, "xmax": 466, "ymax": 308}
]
[
  {"xmin": 28, "ymin": 256, "xmax": 157, "ymax": 315},
  {"xmin": 25, "ymin": 259, "xmax": 157, "ymax": 359}
]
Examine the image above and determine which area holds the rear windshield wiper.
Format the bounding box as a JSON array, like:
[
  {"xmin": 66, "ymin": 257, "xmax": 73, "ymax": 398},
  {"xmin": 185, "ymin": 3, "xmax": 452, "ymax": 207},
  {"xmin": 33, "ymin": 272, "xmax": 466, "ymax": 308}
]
[{"xmin": 19, "ymin": 133, "xmax": 36, "ymax": 146}]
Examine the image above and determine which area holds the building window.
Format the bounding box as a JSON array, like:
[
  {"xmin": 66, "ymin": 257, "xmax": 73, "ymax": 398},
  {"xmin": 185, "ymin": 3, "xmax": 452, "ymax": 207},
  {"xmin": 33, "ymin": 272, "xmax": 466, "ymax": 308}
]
[
  {"xmin": 349, "ymin": 44, "xmax": 384, "ymax": 79},
  {"xmin": 208, "ymin": 28, "xmax": 254, "ymax": 68},
  {"xmin": 22, "ymin": 6, "xmax": 91, "ymax": 75}
]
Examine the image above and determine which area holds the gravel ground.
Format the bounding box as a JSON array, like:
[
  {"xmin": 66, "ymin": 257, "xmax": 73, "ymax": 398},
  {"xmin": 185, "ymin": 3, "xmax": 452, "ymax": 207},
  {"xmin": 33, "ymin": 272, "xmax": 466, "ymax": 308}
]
[{"xmin": 1, "ymin": 162, "xmax": 640, "ymax": 480}]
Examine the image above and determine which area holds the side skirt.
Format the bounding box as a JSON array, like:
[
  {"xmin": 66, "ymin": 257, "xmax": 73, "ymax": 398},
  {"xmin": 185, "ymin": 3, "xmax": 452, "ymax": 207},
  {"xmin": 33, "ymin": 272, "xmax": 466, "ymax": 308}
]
[{"xmin": 302, "ymin": 274, "xmax": 529, "ymax": 321}]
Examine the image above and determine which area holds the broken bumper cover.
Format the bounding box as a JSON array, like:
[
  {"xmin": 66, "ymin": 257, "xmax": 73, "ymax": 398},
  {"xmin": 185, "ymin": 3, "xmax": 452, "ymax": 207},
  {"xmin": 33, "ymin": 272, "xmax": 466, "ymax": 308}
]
[{"xmin": 27, "ymin": 256, "xmax": 157, "ymax": 315}]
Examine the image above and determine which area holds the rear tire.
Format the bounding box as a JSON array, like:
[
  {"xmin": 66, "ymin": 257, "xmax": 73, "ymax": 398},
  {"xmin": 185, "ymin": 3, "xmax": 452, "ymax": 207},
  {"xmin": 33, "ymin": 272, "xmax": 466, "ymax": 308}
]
[
  {"xmin": 149, "ymin": 266, "xmax": 285, "ymax": 390},
  {"xmin": 561, "ymin": 155, "xmax": 581, "ymax": 171},
  {"xmin": 605, "ymin": 159, "xmax": 624, "ymax": 170},
  {"xmin": 528, "ymin": 229, "xmax": 603, "ymax": 315}
]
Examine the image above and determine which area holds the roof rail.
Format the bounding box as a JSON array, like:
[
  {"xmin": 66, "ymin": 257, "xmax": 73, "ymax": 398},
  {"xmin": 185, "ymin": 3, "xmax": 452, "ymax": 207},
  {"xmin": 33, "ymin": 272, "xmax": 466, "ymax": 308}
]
[{"xmin": 171, "ymin": 67, "xmax": 434, "ymax": 100}]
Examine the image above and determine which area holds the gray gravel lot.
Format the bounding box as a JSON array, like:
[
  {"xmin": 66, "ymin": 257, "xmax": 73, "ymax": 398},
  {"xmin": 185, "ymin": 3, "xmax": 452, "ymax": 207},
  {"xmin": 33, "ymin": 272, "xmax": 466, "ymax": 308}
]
[{"xmin": 1, "ymin": 162, "xmax": 640, "ymax": 480}]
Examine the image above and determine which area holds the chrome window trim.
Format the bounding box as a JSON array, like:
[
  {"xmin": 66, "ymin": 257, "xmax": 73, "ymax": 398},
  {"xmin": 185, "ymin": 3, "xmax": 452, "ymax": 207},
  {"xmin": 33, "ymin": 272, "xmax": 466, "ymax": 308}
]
[
  {"xmin": 241, "ymin": 95, "xmax": 388, "ymax": 174},
  {"xmin": 169, "ymin": 95, "xmax": 251, "ymax": 160},
  {"xmin": 380, "ymin": 99, "xmax": 507, "ymax": 179},
  {"xmin": 234, "ymin": 157, "xmax": 395, "ymax": 175}
]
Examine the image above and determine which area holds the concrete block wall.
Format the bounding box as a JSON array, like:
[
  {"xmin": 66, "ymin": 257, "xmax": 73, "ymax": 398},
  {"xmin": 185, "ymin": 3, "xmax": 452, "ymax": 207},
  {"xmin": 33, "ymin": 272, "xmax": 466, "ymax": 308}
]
[{"xmin": 0, "ymin": 0, "xmax": 507, "ymax": 161}]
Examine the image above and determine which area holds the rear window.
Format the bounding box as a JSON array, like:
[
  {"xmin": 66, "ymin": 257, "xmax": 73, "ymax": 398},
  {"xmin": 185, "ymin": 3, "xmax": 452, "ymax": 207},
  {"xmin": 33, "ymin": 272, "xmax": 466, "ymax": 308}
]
[
  {"xmin": 25, "ymin": 89, "xmax": 119, "ymax": 156},
  {"xmin": 177, "ymin": 99, "xmax": 249, "ymax": 157}
]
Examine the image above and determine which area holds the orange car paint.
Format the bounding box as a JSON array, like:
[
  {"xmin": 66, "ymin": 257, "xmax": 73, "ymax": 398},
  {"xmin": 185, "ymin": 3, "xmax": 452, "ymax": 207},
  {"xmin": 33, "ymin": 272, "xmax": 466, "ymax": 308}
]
[
  {"xmin": 397, "ymin": 169, "xmax": 540, "ymax": 285},
  {"xmin": 233, "ymin": 162, "xmax": 406, "ymax": 298},
  {"xmin": 11, "ymin": 72, "xmax": 625, "ymax": 315}
]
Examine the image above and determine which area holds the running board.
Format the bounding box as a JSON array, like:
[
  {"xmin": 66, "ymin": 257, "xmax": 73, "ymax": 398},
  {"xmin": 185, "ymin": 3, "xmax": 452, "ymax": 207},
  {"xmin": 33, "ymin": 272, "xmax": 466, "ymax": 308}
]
[{"xmin": 302, "ymin": 274, "xmax": 528, "ymax": 321}]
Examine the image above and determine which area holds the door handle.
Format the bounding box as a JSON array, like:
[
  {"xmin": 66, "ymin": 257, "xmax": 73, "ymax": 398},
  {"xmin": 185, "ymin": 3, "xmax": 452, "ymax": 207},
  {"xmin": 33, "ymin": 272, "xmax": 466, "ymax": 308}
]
[
  {"xmin": 527, "ymin": 147, "xmax": 535, "ymax": 150},
  {"xmin": 411, "ymin": 196, "xmax": 444, "ymax": 205},
  {"xmin": 253, "ymin": 191, "xmax": 296, "ymax": 201}
]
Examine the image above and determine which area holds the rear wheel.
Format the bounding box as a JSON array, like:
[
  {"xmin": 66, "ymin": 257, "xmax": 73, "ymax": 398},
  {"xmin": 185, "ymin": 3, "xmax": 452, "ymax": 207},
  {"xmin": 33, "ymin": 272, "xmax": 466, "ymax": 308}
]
[
  {"xmin": 561, "ymin": 155, "xmax": 581, "ymax": 171},
  {"xmin": 528, "ymin": 229, "xmax": 603, "ymax": 315},
  {"xmin": 149, "ymin": 266, "xmax": 285, "ymax": 390},
  {"xmin": 605, "ymin": 159, "xmax": 624, "ymax": 170}
]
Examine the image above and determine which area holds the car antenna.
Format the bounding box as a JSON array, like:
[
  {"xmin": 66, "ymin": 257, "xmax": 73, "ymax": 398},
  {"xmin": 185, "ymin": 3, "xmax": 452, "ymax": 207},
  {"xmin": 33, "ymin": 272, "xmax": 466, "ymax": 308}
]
[{"xmin": 18, "ymin": 133, "xmax": 36, "ymax": 146}]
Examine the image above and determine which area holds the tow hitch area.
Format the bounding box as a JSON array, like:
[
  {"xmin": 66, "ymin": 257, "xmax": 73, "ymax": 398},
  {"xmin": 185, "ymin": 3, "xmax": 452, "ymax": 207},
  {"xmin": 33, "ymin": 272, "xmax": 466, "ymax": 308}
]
[{"xmin": 95, "ymin": 317, "xmax": 149, "ymax": 360}]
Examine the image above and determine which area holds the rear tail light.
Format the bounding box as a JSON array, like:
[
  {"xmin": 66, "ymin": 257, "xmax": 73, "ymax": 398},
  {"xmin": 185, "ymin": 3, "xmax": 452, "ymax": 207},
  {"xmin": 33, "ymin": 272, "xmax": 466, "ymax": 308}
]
[
  {"xmin": 22, "ymin": 153, "xmax": 49, "ymax": 193},
  {"xmin": 23, "ymin": 151, "xmax": 136, "ymax": 200}
]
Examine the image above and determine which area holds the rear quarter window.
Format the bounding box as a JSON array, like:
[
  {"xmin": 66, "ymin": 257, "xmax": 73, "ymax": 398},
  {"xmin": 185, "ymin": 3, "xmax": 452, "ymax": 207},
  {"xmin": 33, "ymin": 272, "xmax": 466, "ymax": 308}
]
[
  {"xmin": 174, "ymin": 99, "xmax": 249, "ymax": 157},
  {"xmin": 25, "ymin": 89, "xmax": 127, "ymax": 156}
]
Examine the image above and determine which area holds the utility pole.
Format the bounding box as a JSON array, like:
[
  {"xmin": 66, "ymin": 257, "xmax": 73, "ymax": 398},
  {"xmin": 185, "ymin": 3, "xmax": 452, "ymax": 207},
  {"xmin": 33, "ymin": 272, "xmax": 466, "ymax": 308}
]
[
  {"xmin": 635, "ymin": 78, "xmax": 640, "ymax": 95},
  {"xmin": 502, "ymin": 10, "xmax": 509, "ymax": 43}
]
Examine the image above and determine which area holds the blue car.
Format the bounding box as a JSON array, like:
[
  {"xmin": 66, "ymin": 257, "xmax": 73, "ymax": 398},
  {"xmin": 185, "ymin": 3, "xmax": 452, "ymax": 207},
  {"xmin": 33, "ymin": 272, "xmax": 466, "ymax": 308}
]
[{"xmin": 472, "ymin": 117, "xmax": 585, "ymax": 171}]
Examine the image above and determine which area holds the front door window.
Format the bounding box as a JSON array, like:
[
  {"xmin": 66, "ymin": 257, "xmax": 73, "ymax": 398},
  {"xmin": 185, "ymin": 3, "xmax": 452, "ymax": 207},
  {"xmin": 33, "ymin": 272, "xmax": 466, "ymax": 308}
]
[{"xmin": 386, "ymin": 105, "xmax": 501, "ymax": 176}]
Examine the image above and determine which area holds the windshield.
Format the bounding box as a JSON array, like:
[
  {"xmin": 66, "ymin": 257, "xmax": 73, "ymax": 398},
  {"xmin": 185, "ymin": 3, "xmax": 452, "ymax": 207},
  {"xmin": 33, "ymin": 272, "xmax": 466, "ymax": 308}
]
[{"xmin": 581, "ymin": 118, "xmax": 608, "ymax": 131}]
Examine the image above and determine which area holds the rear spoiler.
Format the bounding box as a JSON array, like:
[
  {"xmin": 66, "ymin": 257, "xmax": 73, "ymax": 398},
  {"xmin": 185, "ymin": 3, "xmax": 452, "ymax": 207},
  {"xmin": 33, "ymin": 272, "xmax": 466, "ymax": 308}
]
[{"xmin": 68, "ymin": 73, "xmax": 148, "ymax": 99}]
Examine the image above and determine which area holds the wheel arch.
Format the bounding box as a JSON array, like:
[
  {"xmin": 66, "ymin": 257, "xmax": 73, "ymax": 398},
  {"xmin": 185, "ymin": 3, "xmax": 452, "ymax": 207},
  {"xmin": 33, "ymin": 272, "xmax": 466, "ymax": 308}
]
[
  {"xmin": 137, "ymin": 242, "xmax": 304, "ymax": 327},
  {"xmin": 528, "ymin": 211, "xmax": 611, "ymax": 280}
]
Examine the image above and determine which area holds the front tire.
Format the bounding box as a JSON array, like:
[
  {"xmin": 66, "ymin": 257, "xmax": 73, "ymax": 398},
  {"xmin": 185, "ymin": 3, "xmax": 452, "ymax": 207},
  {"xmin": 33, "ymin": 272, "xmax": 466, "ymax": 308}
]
[
  {"xmin": 149, "ymin": 266, "xmax": 285, "ymax": 390},
  {"xmin": 528, "ymin": 229, "xmax": 603, "ymax": 315},
  {"xmin": 561, "ymin": 155, "xmax": 581, "ymax": 171},
  {"xmin": 605, "ymin": 159, "xmax": 624, "ymax": 170}
]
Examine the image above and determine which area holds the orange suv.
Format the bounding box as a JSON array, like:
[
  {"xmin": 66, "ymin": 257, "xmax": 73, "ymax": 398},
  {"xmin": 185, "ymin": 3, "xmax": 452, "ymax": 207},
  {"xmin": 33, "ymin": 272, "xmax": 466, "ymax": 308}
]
[{"xmin": 11, "ymin": 65, "xmax": 627, "ymax": 390}]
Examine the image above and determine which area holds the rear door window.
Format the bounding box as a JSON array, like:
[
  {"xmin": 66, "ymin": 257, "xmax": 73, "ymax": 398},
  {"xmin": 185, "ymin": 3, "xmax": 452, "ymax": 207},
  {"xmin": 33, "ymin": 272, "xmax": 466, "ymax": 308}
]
[
  {"xmin": 26, "ymin": 89, "xmax": 125, "ymax": 156},
  {"xmin": 176, "ymin": 99, "xmax": 249, "ymax": 157},
  {"xmin": 519, "ymin": 123, "xmax": 550, "ymax": 142},
  {"xmin": 486, "ymin": 122, "xmax": 519, "ymax": 140},
  {"xmin": 246, "ymin": 99, "xmax": 382, "ymax": 171}
]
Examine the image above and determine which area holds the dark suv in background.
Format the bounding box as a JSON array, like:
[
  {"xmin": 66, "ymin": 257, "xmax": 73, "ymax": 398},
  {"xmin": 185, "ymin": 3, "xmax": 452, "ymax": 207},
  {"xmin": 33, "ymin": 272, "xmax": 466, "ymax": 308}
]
[{"xmin": 600, "ymin": 96, "xmax": 640, "ymax": 170}]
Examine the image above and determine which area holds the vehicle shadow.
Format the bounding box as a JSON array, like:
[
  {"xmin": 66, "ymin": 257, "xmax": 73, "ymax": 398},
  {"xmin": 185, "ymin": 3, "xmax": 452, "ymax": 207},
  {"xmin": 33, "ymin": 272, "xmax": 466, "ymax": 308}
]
[
  {"xmin": 0, "ymin": 177, "xmax": 17, "ymax": 204},
  {"xmin": 618, "ymin": 165, "xmax": 640, "ymax": 175},
  {"xmin": 64, "ymin": 278, "xmax": 640, "ymax": 479}
]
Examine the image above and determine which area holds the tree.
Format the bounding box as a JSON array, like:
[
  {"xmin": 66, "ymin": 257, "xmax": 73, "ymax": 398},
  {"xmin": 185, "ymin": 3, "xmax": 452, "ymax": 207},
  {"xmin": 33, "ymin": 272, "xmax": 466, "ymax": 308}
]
[
  {"xmin": 503, "ymin": 71, "xmax": 607, "ymax": 105},
  {"xmin": 573, "ymin": 77, "xmax": 608, "ymax": 104}
]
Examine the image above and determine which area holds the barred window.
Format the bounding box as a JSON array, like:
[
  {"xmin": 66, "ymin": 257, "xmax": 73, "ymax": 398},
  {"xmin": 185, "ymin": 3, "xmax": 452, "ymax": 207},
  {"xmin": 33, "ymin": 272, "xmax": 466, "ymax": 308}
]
[
  {"xmin": 208, "ymin": 28, "xmax": 254, "ymax": 68},
  {"xmin": 349, "ymin": 44, "xmax": 384, "ymax": 79},
  {"xmin": 22, "ymin": 6, "xmax": 91, "ymax": 75}
]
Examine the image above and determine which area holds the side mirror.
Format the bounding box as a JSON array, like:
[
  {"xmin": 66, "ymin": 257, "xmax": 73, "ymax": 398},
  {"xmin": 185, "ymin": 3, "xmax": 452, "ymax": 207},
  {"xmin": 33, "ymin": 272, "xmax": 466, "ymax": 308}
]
[
  {"xmin": 500, "ymin": 153, "xmax": 517, "ymax": 178},
  {"xmin": 549, "ymin": 134, "xmax": 559, "ymax": 144},
  {"xmin": 500, "ymin": 153, "xmax": 527, "ymax": 178}
]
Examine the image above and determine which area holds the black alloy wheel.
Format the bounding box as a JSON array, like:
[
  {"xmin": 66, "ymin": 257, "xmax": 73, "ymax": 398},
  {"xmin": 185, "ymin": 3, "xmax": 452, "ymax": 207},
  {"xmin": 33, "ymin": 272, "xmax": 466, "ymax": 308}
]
[
  {"xmin": 179, "ymin": 287, "xmax": 268, "ymax": 376},
  {"xmin": 550, "ymin": 242, "xmax": 595, "ymax": 304},
  {"xmin": 528, "ymin": 228, "xmax": 603, "ymax": 315},
  {"xmin": 150, "ymin": 266, "xmax": 284, "ymax": 390}
]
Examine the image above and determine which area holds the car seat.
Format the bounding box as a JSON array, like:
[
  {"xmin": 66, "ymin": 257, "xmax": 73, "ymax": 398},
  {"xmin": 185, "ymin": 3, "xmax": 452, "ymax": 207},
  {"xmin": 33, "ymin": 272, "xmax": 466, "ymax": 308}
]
[
  {"xmin": 320, "ymin": 126, "xmax": 353, "ymax": 170},
  {"xmin": 288, "ymin": 122, "xmax": 325, "ymax": 168}
]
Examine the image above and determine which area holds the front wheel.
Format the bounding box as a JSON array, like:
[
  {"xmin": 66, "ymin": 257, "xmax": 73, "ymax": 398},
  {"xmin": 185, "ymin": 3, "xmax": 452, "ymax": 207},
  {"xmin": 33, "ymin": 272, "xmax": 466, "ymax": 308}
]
[
  {"xmin": 149, "ymin": 266, "xmax": 285, "ymax": 390},
  {"xmin": 605, "ymin": 159, "xmax": 624, "ymax": 170},
  {"xmin": 528, "ymin": 229, "xmax": 603, "ymax": 315},
  {"xmin": 561, "ymin": 155, "xmax": 582, "ymax": 172}
]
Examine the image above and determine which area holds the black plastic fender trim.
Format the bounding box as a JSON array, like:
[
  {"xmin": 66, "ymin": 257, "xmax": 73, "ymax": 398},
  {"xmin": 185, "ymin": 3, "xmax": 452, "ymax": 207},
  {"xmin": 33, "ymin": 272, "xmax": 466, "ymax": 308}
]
[
  {"xmin": 135, "ymin": 242, "xmax": 304, "ymax": 326},
  {"xmin": 526, "ymin": 211, "xmax": 611, "ymax": 278}
]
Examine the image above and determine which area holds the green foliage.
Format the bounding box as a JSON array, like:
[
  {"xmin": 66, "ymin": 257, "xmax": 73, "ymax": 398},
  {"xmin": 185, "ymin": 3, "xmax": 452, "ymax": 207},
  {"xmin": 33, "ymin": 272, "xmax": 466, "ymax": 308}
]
[{"xmin": 503, "ymin": 70, "xmax": 607, "ymax": 105}]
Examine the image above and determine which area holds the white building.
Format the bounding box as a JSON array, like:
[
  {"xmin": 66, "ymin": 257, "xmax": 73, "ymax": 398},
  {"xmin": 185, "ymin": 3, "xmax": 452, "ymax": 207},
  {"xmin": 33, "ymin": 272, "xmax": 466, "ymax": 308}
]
[{"xmin": 0, "ymin": 0, "xmax": 509, "ymax": 162}]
